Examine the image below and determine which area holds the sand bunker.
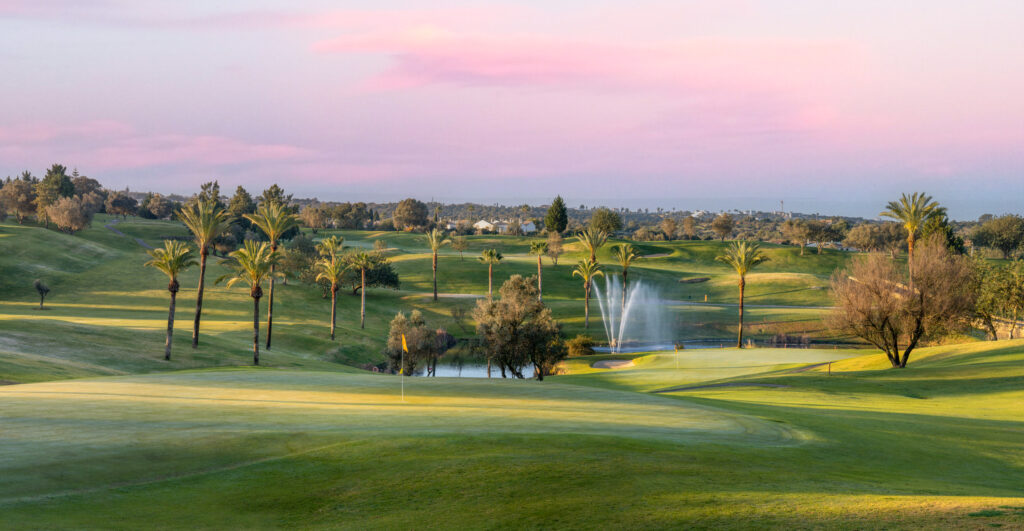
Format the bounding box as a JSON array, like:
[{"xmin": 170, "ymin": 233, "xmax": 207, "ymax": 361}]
[{"xmin": 592, "ymin": 359, "xmax": 635, "ymax": 369}]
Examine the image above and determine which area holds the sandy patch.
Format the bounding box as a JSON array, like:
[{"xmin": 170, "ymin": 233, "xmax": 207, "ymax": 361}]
[{"xmin": 592, "ymin": 359, "xmax": 635, "ymax": 369}]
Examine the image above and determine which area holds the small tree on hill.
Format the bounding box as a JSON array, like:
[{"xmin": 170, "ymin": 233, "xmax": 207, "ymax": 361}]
[
  {"xmin": 451, "ymin": 235, "xmax": 469, "ymax": 260},
  {"xmin": 105, "ymin": 191, "xmax": 138, "ymax": 219},
  {"xmin": 589, "ymin": 207, "xmax": 623, "ymax": 234},
  {"xmin": 711, "ymin": 213, "xmax": 734, "ymax": 241},
  {"xmin": 0, "ymin": 177, "xmax": 37, "ymax": 224},
  {"xmin": 546, "ymin": 232, "xmax": 564, "ymax": 265},
  {"xmin": 393, "ymin": 198, "xmax": 429, "ymax": 231},
  {"xmin": 829, "ymin": 237, "xmax": 975, "ymax": 368},
  {"xmin": 34, "ymin": 164, "xmax": 74, "ymax": 226},
  {"xmin": 682, "ymin": 216, "xmax": 697, "ymax": 239},
  {"xmin": 33, "ymin": 279, "xmax": 50, "ymax": 310},
  {"xmin": 46, "ymin": 196, "xmax": 94, "ymax": 233}
]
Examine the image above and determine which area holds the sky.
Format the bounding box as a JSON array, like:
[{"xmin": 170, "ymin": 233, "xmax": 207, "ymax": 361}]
[{"xmin": 2, "ymin": 1, "xmax": 1023, "ymax": 219}]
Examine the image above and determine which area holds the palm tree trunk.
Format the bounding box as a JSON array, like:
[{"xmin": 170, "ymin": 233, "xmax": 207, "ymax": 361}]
[
  {"xmin": 360, "ymin": 268, "xmax": 366, "ymax": 329},
  {"xmin": 737, "ymin": 278, "xmax": 745, "ymax": 348},
  {"xmin": 432, "ymin": 252, "xmax": 438, "ymax": 301},
  {"xmin": 252, "ymin": 296, "xmax": 261, "ymax": 365},
  {"xmin": 488, "ymin": 263, "xmax": 493, "ymax": 297},
  {"xmin": 192, "ymin": 249, "xmax": 208, "ymax": 349},
  {"xmin": 165, "ymin": 288, "xmax": 177, "ymax": 361},
  {"xmin": 621, "ymin": 271, "xmax": 628, "ymax": 316},
  {"xmin": 266, "ymin": 243, "xmax": 277, "ymax": 350},
  {"xmin": 330, "ymin": 285, "xmax": 337, "ymax": 340},
  {"xmin": 584, "ymin": 282, "xmax": 590, "ymax": 329},
  {"xmin": 537, "ymin": 256, "xmax": 543, "ymax": 301},
  {"xmin": 907, "ymin": 236, "xmax": 915, "ymax": 280}
]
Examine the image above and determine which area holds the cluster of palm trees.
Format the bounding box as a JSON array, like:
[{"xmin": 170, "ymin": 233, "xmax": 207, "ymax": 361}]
[{"xmin": 145, "ymin": 209, "xmax": 780, "ymax": 363}]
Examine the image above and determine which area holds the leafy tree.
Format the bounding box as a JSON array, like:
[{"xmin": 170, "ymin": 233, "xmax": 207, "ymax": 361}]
[
  {"xmin": 217, "ymin": 241, "xmax": 282, "ymax": 365},
  {"xmin": 544, "ymin": 195, "xmax": 568, "ymax": 233},
  {"xmin": 425, "ymin": 228, "xmax": 451, "ymax": 301},
  {"xmin": 227, "ymin": 186, "xmax": 256, "ymax": 230},
  {"xmin": 711, "ymin": 213, "xmax": 735, "ymax": 241},
  {"xmin": 0, "ymin": 177, "xmax": 37, "ymax": 223},
  {"xmin": 34, "ymin": 164, "xmax": 74, "ymax": 226},
  {"xmin": 478, "ymin": 249, "xmax": 503, "ymax": 297},
  {"xmin": 33, "ymin": 279, "xmax": 50, "ymax": 310},
  {"xmin": 314, "ymin": 236, "xmax": 347, "ymax": 340},
  {"xmin": 258, "ymin": 184, "xmax": 293, "ymax": 210},
  {"xmin": 806, "ymin": 220, "xmax": 841, "ymax": 254},
  {"xmin": 144, "ymin": 241, "xmax": 197, "ymax": 360},
  {"xmin": 611, "ymin": 243, "xmax": 639, "ymax": 314},
  {"xmin": 921, "ymin": 213, "xmax": 965, "ymax": 254},
  {"xmin": 472, "ymin": 275, "xmax": 565, "ymax": 380},
  {"xmin": 194, "ymin": 181, "xmax": 225, "ymax": 210},
  {"xmin": 178, "ymin": 199, "xmax": 232, "ymax": 349},
  {"xmin": 104, "ymin": 191, "xmax": 138, "ymax": 219},
  {"xmin": 529, "ymin": 241, "xmax": 548, "ymax": 301},
  {"xmin": 716, "ymin": 241, "xmax": 768, "ymax": 348},
  {"xmin": 71, "ymin": 173, "xmax": 103, "ymax": 197},
  {"xmin": 682, "ymin": 216, "xmax": 697, "ymax": 239},
  {"xmin": 971, "ymin": 257, "xmax": 1007, "ymax": 340},
  {"xmin": 880, "ymin": 192, "xmax": 945, "ymax": 276},
  {"xmin": 393, "ymin": 198, "xmax": 429, "ymax": 231},
  {"xmin": 144, "ymin": 194, "xmax": 174, "ymax": 219},
  {"xmin": 971, "ymin": 215, "xmax": 1024, "ymax": 259},
  {"xmin": 451, "ymin": 235, "xmax": 469, "ymax": 260},
  {"xmin": 46, "ymin": 196, "xmax": 94, "ymax": 233},
  {"xmin": 546, "ymin": 231, "xmax": 564, "ymax": 265},
  {"xmin": 572, "ymin": 259, "xmax": 603, "ymax": 329},
  {"xmin": 384, "ymin": 310, "xmax": 435, "ymax": 375},
  {"xmin": 300, "ymin": 206, "xmax": 329, "ymax": 233},
  {"xmin": 660, "ymin": 218, "xmax": 678, "ymax": 240},
  {"xmin": 245, "ymin": 202, "xmax": 300, "ymax": 350},
  {"xmin": 781, "ymin": 219, "xmax": 811, "ymax": 255},
  {"xmin": 589, "ymin": 207, "xmax": 623, "ymax": 234},
  {"xmin": 576, "ymin": 228, "xmax": 608, "ymax": 263}
]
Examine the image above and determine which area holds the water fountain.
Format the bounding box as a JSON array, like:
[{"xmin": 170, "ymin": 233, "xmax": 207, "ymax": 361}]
[{"xmin": 592, "ymin": 275, "xmax": 674, "ymax": 352}]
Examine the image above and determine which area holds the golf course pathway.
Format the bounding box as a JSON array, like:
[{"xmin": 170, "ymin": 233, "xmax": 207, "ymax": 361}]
[{"xmin": 104, "ymin": 218, "xmax": 154, "ymax": 249}]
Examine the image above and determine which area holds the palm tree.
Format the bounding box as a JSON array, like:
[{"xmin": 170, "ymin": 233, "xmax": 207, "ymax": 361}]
[
  {"xmin": 529, "ymin": 241, "xmax": 548, "ymax": 301},
  {"xmin": 349, "ymin": 251, "xmax": 375, "ymax": 329},
  {"xmin": 478, "ymin": 249, "xmax": 503, "ymax": 297},
  {"xmin": 144, "ymin": 240, "xmax": 197, "ymax": 361},
  {"xmin": 572, "ymin": 259, "xmax": 604, "ymax": 329},
  {"xmin": 880, "ymin": 192, "xmax": 944, "ymax": 276},
  {"xmin": 216, "ymin": 240, "xmax": 281, "ymax": 365},
  {"xmin": 245, "ymin": 202, "xmax": 299, "ymax": 350},
  {"xmin": 315, "ymin": 236, "xmax": 346, "ymax": 340},
  {"xmin": 425, "ymin": 228, "xmax": 451, "ymax": 301},
  {"xmin": 611, "ymin": 243, "xmax": 639, "ymax": 314},
  {"xmin": 577, "ymin": 229, "xmax": 608, "ymax": 263},
  {"xmin": 178, "ymin": 199, "xmax": 232, "ymax": 349},
  {"xmin": 716, "ymin": 241, "xmax": 768, "ymax": 348}
]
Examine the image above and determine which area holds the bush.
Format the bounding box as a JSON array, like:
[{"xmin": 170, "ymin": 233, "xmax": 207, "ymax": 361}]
[{"xmin": 567, "ymin": 334, "xmax": 596, "ymax": 357}]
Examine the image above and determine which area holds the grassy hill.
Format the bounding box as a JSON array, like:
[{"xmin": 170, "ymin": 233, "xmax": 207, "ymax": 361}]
[
  {"xmin": 0, "ymin": 216, "xmax": 852, "ymax": 383},
  {"xmin": 0, "ymin": 342, "xmax": 1022, "ymax": 528}
]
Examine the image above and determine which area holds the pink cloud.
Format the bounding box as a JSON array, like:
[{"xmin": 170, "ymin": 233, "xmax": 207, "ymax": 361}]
[
  {"xmin": 311, "ymin": 29, "xmax": 861, "ymax": 98},
  {"xmin": 0, "ymin": 120, "xmax": 314, "ymax": 172}
]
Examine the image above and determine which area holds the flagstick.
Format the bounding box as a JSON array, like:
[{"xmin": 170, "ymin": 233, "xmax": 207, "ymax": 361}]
[{"xmin": 401, "ymin": 347, "xmax": 405, "ymax": 402}]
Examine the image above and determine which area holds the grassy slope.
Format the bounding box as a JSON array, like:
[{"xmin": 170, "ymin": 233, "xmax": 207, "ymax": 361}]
[
  {"xmin": 0, "ymin": 343, "xmax": 1022, "ymax": 528},
  {"xmin": 0, "ymin": 217, "xmax": 852, "ymax": 382}
]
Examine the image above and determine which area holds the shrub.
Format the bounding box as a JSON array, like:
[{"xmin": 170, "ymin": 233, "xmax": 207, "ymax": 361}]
[{"xmin": 567, "ymin": 334, "xmax": 596, "ymax": 357}]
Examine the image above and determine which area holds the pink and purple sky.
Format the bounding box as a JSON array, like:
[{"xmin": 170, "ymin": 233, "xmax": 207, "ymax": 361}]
[{"xmin": 2, "ymin": 1, "xmax": 1023, "ymax": 217}]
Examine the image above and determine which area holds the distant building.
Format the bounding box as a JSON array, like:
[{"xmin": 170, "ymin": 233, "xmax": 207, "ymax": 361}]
[{"xmin": 473, "ymin": 220, "xmax": 496, "ymax": 232}]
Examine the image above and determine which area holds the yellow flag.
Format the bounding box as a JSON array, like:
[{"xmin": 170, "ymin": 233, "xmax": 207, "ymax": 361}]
[{"xmin": 401, "ymin": 333, "xmax": 409, "ymax": 353}]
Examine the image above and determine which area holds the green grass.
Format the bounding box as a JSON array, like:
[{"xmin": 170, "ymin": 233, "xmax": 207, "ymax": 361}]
[
  {"xmin": 0, "ymin": 217, "xmax": 852, "ymax": 383},
  {"xmin": 1, "ymin": 343, "xmax": 1023, "ymax": 528},
  {"xmin": 2, "ymin": 217, "xmax": 1023, "ymax": 527}
]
